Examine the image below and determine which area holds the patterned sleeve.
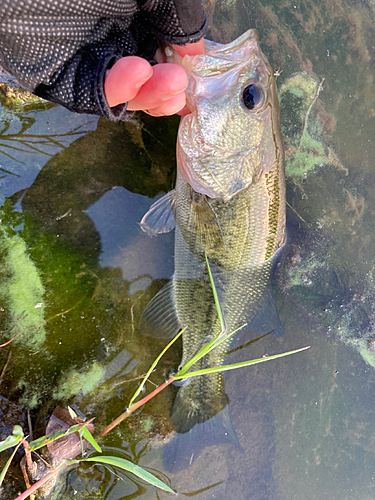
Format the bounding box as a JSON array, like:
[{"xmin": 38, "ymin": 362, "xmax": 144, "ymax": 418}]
[
  {"xmin": 141, "ymin": 0, "xmax": 207, "ymax": 45},
  {"xmin": 0, "ymin": 0, "xmax": 207, "ymax": 120}
]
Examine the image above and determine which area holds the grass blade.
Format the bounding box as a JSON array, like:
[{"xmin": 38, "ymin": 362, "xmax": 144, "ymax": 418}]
[
  {"xmin": 205, "ymin": 254, "xmax": 225, "ymax": 333},
  {"xmin": 0, "ymin": 439, "xmax": 23, "ymax": 488},
  {"xmin": 28, "ymin": 419, "xmax": 94, "ymax": 452},
  {"xmin": 176, "ymin": 322, "xmax": 247, "ymax": 378},
  {"xmin": 79, "ymin": 426, "xmax": 101, "ymax": 453},
  {"xmin": 128, "ymin": 327, "xmax": 186, "ymax": 408},
  {"xmin": 173, "ymin": 346, "xmax": 311, "ymax": 380},
  {"xmin": 178, "ymin": 256, "xmax": 238, "ymax": 378},
  {"xmin": 0, "ymin": 425, "xmax": 24, "ymax": 452},
  {"xmin": 175, "ymin": 332, "xmax": 220, "ymax": 377},
  {"xmin": 83, "ymin": 456, "xmax": 175, "ymax": 494}
]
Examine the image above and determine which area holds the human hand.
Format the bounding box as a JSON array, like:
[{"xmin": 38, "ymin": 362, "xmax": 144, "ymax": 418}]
[{"xmin": 104, "ymin": 39, "xmax": 205, "ymax": 117}]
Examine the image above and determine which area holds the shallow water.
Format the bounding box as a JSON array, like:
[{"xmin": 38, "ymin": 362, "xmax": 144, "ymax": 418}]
[{"xmin": 1, "ymin": 0, "xmax": 375, "ymax": 498}]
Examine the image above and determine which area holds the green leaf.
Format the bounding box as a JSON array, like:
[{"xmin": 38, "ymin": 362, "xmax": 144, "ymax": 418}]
[
  {"xmin": 173, "ymin": 346, "xmax": 311, "ymax": 380},
  {"xmin": 12, "ymin": 425, "xmax": 24, "ymax": 440},
  {"xmin": 83, "ymin": 456, "xmax": 175, "ymax": 494},
  {"xmin": 28, "ymin": 420, "xmax": 91, "ymax": 452},
  {"xmin": 0, "ymin": 425, "xmax": 24, "ymax": 452},
  {"xmin": 177, "ymin": 322, "xmax": 247, "ymax": 378},
  {"xmin": 79, "ymin": 426, "xmax": 101, "ymax": 453},
  {"xmin": 0, "ymin": 439, "xmax": 23, "ymax": 488},
  {"xmin": 67, "ymin": 406, "xmax": 78, "ymax": 419},
  {"xmin": 128, "ymin": 327, "xmax": 187, "ymax": 408}
]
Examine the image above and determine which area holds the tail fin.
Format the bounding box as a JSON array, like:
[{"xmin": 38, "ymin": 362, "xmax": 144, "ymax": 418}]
[
  {"xmin": 164, "ymin": 405, "xmax": 241, "ymax": 473},
  {"xmin": 163, "ymin": 377, "xmax": 242, "ymax": 472}
]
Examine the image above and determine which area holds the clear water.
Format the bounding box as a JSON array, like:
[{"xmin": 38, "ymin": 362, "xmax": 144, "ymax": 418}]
[{"xmin": 1, "ymin": 0, "xmax": 375, "ymax": 498}]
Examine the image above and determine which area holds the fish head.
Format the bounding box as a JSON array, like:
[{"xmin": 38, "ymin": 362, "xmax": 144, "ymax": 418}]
[{"xmin": 173, "ymin": 29, "xmax": 283, "ymax": 202}]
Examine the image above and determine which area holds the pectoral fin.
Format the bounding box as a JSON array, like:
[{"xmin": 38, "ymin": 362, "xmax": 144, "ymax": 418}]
[
  {"xmin": 140, "ymin": 281, "xmax": 181, "ymax": 338},
  {"xmin": 187, "ymin": 197, "xmax": 225, "ymax": 254},
  {"xmin": 139, "ymin": 190, "xmax": 176, "ymax": 237}
]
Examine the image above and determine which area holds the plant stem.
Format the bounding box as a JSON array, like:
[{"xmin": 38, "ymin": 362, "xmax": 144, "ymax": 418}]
[
  {"xmin": 100, "ymin": 377, "xmax": 174, "ymax": 437},
  {"xmin": 14, "ymin": 462, "xmax": 71, "ymax": 500},
  {"xmin": 297, "ymin": 77, "xmax": 325, "ymax": 151}
]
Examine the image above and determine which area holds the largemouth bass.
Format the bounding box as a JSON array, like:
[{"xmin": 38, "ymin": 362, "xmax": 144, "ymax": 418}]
[{"xmin": 140, "ymin": 29, "xmax": 285, "ymax": 470}]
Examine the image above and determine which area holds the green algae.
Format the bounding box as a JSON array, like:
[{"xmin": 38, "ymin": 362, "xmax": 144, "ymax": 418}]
[
  {"xmin": 0, "ymin": 205, "xmax": 47, "ymax": 350},
  {"xmin": 279, "ymin": 73, "xmax": 319, "ymax": 99},
  {"xmin": 278, "ymin": 73, "xmax": 335, "ymax": 180},
  {"xmin": 53, "ymin": 362, "xmax": 105, "ymax": 400}
]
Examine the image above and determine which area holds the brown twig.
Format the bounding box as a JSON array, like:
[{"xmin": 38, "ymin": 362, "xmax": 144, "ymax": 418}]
[
  {"xmin": 27, "ymin": 410, "xmax": 33, "ymax": 441},
  {"xmin": 114, "ymin": 371, "xmax": 156, "ymax": 387},
  {"xmin": 0, "ymin": 332, "xmax": 22, "ymax": 347},
  {"xmin": 19, "ymin": 455, "xmax": 32, "ymax": 496},
  {"xmin": 0, "ymin": 349, "xmax": 11, "ymax": 381},
  {"xmin": 100, "ymin": 377, "xmax": 174, "ymax": 437},
  {"xmin": 297, "ymin": 77, "xmax": 325, "ymax": 151}
]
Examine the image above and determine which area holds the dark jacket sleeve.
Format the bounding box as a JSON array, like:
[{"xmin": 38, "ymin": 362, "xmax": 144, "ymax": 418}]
[
  {"xmin": 142, "ymin": 0, "xmax": 207, "ymax": 45},
  {"xmin": 0, "ymin": 0, "xmax": 207, "ymax": 121}
]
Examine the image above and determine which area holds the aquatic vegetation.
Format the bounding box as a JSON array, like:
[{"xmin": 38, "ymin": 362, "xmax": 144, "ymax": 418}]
[
  {"xmin": 0, "ymin": 1, "xmax": 374, "ymax": 496},
  {"xmin": 0, "ymin": 416, "xmax": 175, "ymax": 498},
  {"xmin": 0, "ymin": 79, "xmax": 49, "ymax": 112},
  {"xmin": 279, "ymin": 73, "xmax": 342, "ymax": 179},
  {"xmin": 273, "ymin": 67, "xmax": 375, "ymax": 370},
  {"xmin": 0, "ymin": 259, "xmax": 308, "ymax": 498},
  {"xmin": 0, "ymin": 201, "xmax": 47, "ymax": 351},
  {"xmin": 52, "ymin": 362, "xmax": 106, "ymax": 401}
]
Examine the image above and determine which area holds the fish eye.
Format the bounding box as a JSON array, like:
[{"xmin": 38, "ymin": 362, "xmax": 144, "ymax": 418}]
[{"xmin": 242, "ymin": 84, "xmax": 264, "ymax": 110}]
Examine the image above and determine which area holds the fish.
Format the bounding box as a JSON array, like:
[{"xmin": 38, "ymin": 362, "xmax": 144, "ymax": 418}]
[{"xmin": 140, "ymin": 29, "xmax": 285, "ymax": 471}]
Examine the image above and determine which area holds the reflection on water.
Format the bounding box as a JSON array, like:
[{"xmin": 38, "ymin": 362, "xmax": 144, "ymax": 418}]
[
  {"xmin": 0, "ymin": 105, "xmax": 97, "ymax": 204},
  {"xmin": 0, "ymin": 0, "xmax": 375, "ymax": 498},
  {"xmin": 86, "ymin": 187, "xmax": 174, "ymax": 281}
]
